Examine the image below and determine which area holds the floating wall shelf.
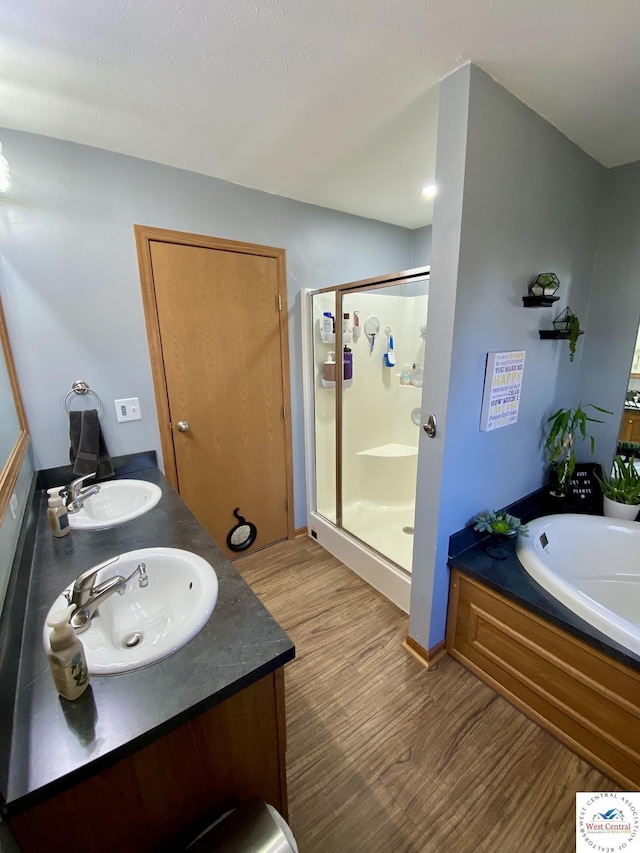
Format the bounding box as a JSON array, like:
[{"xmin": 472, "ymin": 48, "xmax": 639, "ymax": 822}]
[
  {"xmin": 522, "ymin": 295, "xmax": 560, "ymax": 308},
  {"xmin": 539, "ymin": 330, "xmax": 585, "ymax": 340}
]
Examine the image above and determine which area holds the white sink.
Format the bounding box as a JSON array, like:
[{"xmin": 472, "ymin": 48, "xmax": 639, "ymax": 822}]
[
  {"xmin": 68, "ymin": 480, "xmax": 162, "ymax": 530},
  {"xmin": 43, "ymin": 547, "xmax": 219, "ymax": 674}
]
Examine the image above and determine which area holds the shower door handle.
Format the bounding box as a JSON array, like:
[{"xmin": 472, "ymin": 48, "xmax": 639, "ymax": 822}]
[{"xmin": 423, "ymin": 414, "xmax": 437, "ymax": 438}]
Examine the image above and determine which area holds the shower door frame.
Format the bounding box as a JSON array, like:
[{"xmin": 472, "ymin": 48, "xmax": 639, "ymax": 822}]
[{"xmin": 302, "ymin": 266, "xmax": 430, "ymax": 611}]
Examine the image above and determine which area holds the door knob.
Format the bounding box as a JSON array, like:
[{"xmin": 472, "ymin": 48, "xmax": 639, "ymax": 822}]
[
  {"xmin": 176, "ymin": 421, "xmax": 190, "ymax": 433},
  {"xmin": 423, "ymin": 413, "xmax": 437, "ymax": 438}
]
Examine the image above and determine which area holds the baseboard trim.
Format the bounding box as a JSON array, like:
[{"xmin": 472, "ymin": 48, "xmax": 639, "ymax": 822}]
[
  {"xmin": 402, "ymin": 636, "xmax": 447, "ymax": 670},
  {"xmin": 294, "ymin": 526, "xmax": 308, "ymax": 538}
]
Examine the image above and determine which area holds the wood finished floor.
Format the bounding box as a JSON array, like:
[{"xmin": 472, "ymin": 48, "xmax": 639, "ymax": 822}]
[{"xmin": 235, "ymin": 537, "xmax": 620, "ymax": 853}]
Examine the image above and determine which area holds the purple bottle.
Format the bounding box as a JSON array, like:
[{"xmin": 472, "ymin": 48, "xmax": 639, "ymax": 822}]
[{"xmin": 343, "ymin": 346, "xmax": 353, "ymax": 381}]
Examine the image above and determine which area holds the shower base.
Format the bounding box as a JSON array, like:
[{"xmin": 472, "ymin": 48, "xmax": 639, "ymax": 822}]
[{"xmin": 342, "ymin": 501, "xmax": 415, "ymax": 573}]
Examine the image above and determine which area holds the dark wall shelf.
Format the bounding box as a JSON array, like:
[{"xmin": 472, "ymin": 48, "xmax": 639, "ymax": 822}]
[
  {"xmin": 539, "ymin": 329, "xmax": 585, "ymax": 340},
  {"xmin": 523, "ymin": 295, "xmax": 560, "ymax": 307}
]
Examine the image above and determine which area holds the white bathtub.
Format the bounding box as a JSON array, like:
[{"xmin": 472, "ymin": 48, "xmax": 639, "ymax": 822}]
[{"xmin": 516, "ymin": 514, "xmax": 640, "ymax": 656}]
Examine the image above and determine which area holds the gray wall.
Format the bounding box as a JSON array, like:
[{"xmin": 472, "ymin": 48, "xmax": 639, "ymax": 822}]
[
  {"xmin": 410, "ymin": 64, "xmax": 606, "ymax": 649},
  {"xmin": 0, "ymin": 128, "xmax": 416, "ymax": 527},
  {"xmin": 578, "ymin": 161, "xmax": 640, "ymax": 459},
  {"xmin": 411, "ymin": 225, "xmax": 432, "ymax": 267}
]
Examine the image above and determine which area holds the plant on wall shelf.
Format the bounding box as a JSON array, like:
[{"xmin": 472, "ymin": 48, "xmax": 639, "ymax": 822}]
[
  {"xmin": 552, "ymin": 307, "xmax": 582, "ymax": 362},
  {"xmin": 543, "ymin": 403, "xmax": 611, "ymax": 497},
  {"xmin": 529, "ymin": 273, "xmax": 560, "ymax": 298},
  {"xmin": 566, "ymin": 313, "xmax": 581, "ymax": 362}
]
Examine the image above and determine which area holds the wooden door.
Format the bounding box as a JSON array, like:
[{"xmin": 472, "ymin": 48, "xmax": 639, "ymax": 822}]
[{"xmin": 135, "ymin": 227, "xmax": 293, "ymax": 558}]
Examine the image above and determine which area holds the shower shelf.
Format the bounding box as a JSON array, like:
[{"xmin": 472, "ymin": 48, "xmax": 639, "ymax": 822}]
[
  {"xmin": 357, "ymin": 443, "xmax": 418, "ymax": 458},
  {"xmin": 320, "ymin": 378, "xmax": 353, "ymax": 389},
  {"xmin": 320, "ymin": 330, "xmax": 353, "ymax": 344}
]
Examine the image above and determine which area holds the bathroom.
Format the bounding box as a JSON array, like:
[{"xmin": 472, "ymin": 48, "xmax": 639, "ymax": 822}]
[{"xmin": 1, "ymin": 59, "xmax": 640, "ymax": 848}]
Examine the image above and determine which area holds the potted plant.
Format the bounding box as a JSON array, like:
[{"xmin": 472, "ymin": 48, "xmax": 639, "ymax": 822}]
[
  {"xmin": 473, "ymin": 510, "xmax": 528, "ymax": 559},
  {"xmin": 543, "ymin": 403, "xmax": 611, "ymax": 498},
  {"xmin": 595, "ymin": 455, "xmax": 640, "ymax": 520},
  {"xmin": 524, "ymin": 273, "xmax": 561, "ymax": 307},
  {"xmin": 552, "ymin": 307, "xmax": 582, "ymax": 362},
  {"xmin": 530, "ymin": 273, "xmax": 560, "ymax": 297}
]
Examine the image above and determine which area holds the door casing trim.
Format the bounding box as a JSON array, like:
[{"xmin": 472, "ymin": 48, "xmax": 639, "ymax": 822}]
[{"xmin": 133, "ymin": 224, "xmax": 295, "ymax": 542}]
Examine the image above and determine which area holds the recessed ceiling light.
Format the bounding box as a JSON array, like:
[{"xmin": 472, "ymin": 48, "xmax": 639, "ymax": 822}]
[{"xmin": 422, "ymin": 184, "xmax": 437, "ymax": 198}]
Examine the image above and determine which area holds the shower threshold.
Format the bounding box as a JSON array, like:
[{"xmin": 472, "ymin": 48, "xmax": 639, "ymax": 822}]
[{"xmin": 308, "ymin": 509, "xmax": 412, "ymax": 613}]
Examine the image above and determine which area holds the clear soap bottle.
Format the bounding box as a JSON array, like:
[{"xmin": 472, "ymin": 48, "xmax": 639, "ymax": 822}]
[
  {"xmin": 47, "ymin": 487, "xmax": 70, "ymax": 538},
  {"xmin": 47, "ymin": 606, "xmax": 90, "ymax": 700}
]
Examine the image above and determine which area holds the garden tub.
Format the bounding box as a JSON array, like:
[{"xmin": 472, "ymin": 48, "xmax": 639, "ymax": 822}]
[{"xmin": 516, "ymin": 514, "xmax": 640, "ymax": 656}]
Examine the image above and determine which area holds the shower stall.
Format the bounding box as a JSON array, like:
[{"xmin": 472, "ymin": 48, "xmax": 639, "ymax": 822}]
[{"xmin": 302, "ymin": 267, "xmax": 430, "ymax": 611}]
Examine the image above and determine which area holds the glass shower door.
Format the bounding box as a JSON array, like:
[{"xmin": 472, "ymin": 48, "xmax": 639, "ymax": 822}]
[{"xmin": 340, "ymin": 277, "xmax": 429, "ymax": 572}]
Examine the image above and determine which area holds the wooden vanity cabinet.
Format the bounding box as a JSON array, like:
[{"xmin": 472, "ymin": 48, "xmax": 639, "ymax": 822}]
[
  {"xmin": 618, "ymin": 409, "xmax": 640, "ymax": 444},
  {"xmin": 9, "ymin": 670, "xmax": 288, "ymax": 853}
]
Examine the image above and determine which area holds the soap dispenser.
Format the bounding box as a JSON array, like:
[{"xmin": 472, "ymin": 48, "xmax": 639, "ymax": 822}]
[
  {"xmin": 323, "ymin": 352, "xmax": 336, "ymax": 383},
  {"xmin": 47, "ymin": 487, "xmax": 70, "ymax": 538},
  {"xmin": 47, "ymin": 606, "xmax": 90, "ymax": 700}
]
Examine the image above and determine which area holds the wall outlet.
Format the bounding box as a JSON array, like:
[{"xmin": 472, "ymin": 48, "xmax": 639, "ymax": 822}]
[{"xmin": 114, "ymin": 397, "xmax": 142, "ymax": 423}]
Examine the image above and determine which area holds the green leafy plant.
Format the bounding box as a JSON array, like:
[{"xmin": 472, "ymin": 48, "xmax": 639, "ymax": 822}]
[
  {"xmin": 544, "ymin": 403, "xmax": 611, "ymax": 496},
  {"xmin": 552, "ymin": 307, "xmax": 582, "ymax": 362},
  {"xmin": 595, "ymin": 456, "xmax": 640, "ymax": 505},
  {"xmin": 566, "ymin": 313, "xmax": 581, "ymax": 362},
  {"xmin": 473, "ymin": 510, "xmax": 528, "ymax": 537}
]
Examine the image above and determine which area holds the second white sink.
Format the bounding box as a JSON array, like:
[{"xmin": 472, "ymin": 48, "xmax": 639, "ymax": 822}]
[
  {"xmin": 68, "ymin": 479, "xmax": 162, "ymax": 530},
  {"xmin": 43, "ymin": 547, "xmax": 219, "ymax": 674}
]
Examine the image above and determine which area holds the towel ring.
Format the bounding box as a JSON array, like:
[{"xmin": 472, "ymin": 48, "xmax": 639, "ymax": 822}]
[{"xmin": 64, "ymin": 380, "xmax": 103, "ymax": 414}]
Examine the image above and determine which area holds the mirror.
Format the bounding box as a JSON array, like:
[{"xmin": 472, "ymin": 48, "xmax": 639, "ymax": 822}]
[{"xmin": 0, "ymin": 292, "xmax": 29, "ymax": 521}]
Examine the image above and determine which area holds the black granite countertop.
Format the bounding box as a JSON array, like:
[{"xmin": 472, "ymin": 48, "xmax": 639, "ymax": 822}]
[
  {"xmin": 449, "ymin": 537, "xmax": 640, "ymax": 673},
  {"xmin": 0, "ymin": 461, "xmax": 295, "ymax": 815}
]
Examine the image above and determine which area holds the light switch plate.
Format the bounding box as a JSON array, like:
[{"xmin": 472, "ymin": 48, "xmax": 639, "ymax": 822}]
[{"xmin": 114, "ymin": 397, "xmax": 142, "ymax": 423}]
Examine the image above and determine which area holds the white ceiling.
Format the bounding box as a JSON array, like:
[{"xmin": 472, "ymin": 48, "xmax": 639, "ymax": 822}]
[{"xmin": 1, "ymin": 1, "xmax": 640, "ymax": 229}]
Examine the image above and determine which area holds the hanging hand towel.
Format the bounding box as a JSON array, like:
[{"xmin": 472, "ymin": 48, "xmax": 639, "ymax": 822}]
[{"xmin": 69, "ymin": 409, "xmax": 114, "ymax": 479}]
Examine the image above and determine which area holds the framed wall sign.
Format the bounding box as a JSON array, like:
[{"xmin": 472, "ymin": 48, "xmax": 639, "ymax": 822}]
[{"xmin": 480, "ymin": 350, "xmax": 526, "ymax": 432}]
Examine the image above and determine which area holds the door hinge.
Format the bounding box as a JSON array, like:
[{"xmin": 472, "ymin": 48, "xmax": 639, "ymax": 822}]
[
  {"xmin": 278, "ymin": 294, "xmax": 282, "ymax": 311},
  {"xmin": 283, "ymin": 403, "xmax": 287, "ymax": 419}
]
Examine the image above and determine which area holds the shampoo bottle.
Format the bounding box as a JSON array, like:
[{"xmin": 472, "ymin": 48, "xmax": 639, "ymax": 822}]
[
  {"xmin": 47, "ymin": 606, "xmax": 90, "ymax": 700},
  {"xmin": 343, "ymin": 346, "xmax": 353, "ymax": 381},
  {"xmin": 47, "ymin": 488, "xmax": 70, "ymax": 538}
]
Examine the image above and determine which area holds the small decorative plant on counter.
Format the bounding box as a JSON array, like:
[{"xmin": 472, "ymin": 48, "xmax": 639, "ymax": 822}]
[
  {"xmin": 595, "ymin": 455, "xmax": 640, "ymax": 521},
  {"xmin": 544, "ymin": 403, "xmax": 611, "ymax": 498},
  {"xmin": 473, "ymin": 510, "xmax": 528, "ymax": 560}
]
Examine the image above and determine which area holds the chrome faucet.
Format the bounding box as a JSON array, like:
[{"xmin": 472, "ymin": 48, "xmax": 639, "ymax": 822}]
[
  {"xmin": 66, "ymin": 473, "xmax": 101, "ymax": 513},
  {"xmin": 67, "ymin": 557, "xmax": 149, "ymax": 633}
]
